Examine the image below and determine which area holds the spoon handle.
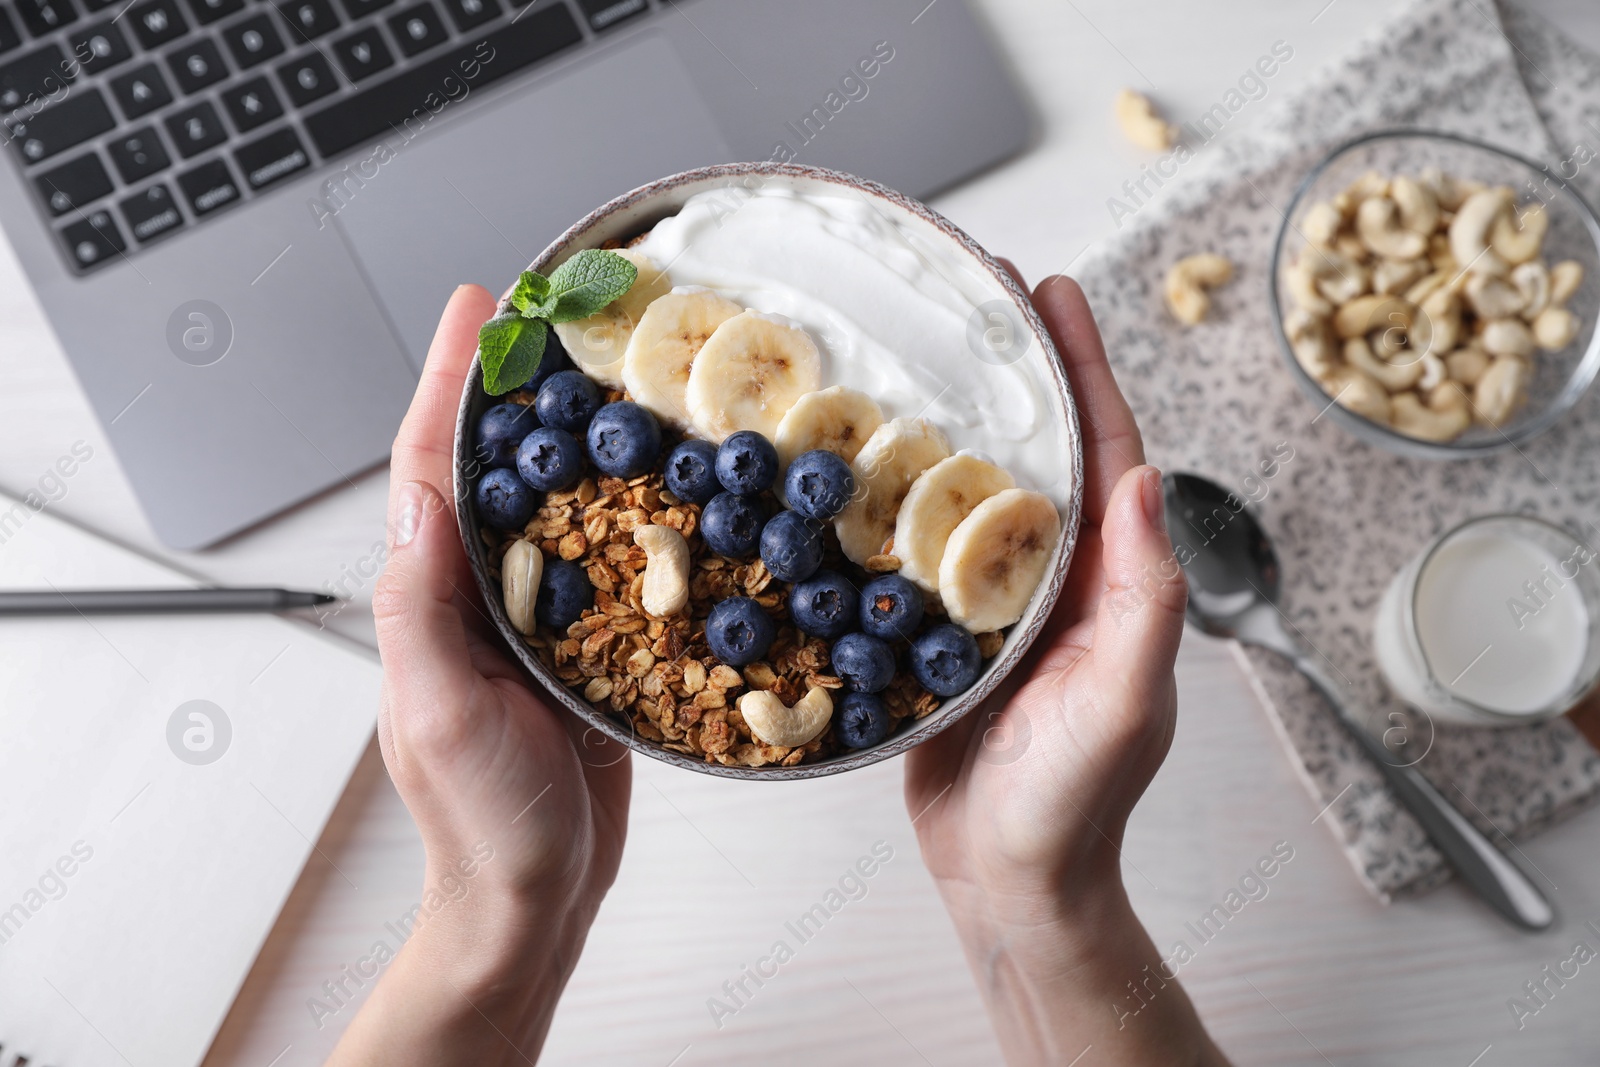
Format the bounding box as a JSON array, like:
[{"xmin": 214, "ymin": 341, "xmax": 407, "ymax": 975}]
[{"xmin": 1291, "ymin": 654, "xmax": 1556, "ymax": 931}]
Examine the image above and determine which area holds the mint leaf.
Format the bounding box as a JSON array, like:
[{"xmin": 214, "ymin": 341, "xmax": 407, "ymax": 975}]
[
  {"xmin": 546, "ymin": 249, "xmax": 638, "ymax": 324},
  {"xmin": 510, "ymin": 271, "xmax": 551, "ymax": 315},
  {"xmin": 479, "ymin": 314, "xmax": 548, "ymax": 395}
]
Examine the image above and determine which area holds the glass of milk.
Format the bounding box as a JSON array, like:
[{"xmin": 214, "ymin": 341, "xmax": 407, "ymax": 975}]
[{"xmin": 1374, "ymin": 515, "xmax": 1600, "ymax": 726}]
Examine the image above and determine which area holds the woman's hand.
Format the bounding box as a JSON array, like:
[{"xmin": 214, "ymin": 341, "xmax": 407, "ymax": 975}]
[
  {"xmin": 329, "ymin": 285, "xmax": 631, "ymax": 1067},
  {"xmin": 906, "ymin": 275, "xmax": 1229, "ymax": 1066}
]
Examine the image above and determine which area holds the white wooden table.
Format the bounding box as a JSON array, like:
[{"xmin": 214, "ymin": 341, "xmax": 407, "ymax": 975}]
[{"xmin": 4, "ymin": 1, "xmax": 1599, "ymax": 1063}]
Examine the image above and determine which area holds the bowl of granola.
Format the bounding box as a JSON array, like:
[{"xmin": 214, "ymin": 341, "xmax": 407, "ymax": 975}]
[{"xmin": 454, "ymin": 162, "xmax": 1083, "ymax": 779}]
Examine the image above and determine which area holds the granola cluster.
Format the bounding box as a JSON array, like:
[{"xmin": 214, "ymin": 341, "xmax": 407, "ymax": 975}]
[{"xmin": 484, "ymin": 396, "xmax": 957, "ymax": 768}]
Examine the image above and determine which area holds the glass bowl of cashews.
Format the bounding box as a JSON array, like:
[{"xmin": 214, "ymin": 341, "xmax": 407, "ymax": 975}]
[{"xmin": 1270, "ymin": 129, "xmax": 1600, "ymax": 458}]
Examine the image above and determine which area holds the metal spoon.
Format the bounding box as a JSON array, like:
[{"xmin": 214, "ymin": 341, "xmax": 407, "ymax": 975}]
[{"xmin": 1163, "ymin": 472, "xmax": 1554, "ymax": 931}]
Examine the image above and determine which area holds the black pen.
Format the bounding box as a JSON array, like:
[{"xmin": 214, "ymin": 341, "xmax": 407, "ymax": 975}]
[{"xmin": 0, "ymin": 588, "xmax": 340, "ymax": 616}]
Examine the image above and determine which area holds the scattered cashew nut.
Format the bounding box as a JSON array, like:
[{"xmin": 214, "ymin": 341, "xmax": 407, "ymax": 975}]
[
  {"xmin": 1473, "ymin": 356, "xmax": 1531, "ymax": 427},
  {"xmin": 1164, "ymin": 253, "xmax": 1234, "ymax": 325},
  {"xmin": 1533, "ymin": 306, "xmax": 1578, "ymax": 351},
  {"xmin": 633, "ymin": 524, "xmax": 690, "ymax": 617},
  {"xmin": 1357, "ymin": 197, "xmax": 1429, "ymax": 259},
  {"xmin": 501, "ymin": 539, "xmax": 543, "ymax": 636},
  {"xmin": 1114, "ymin": 88, "xmax": 1176, "ymax": 151},
  {"xmin": 1391, "ymin": 382, "xmax": 1472, "ymax": 442},
  {"xmin": 739, "ymin": 686, "xmax": 833, "ymax": 748}
]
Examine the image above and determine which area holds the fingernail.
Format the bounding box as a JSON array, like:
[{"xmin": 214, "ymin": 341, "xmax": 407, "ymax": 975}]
[
  {"xmin": 1141, "ymin": 468, "xmax": 1165, "ymax": 531},
  {"xmin": 394, "ymin": 481, "xmax": 423, "ymax": 548}
]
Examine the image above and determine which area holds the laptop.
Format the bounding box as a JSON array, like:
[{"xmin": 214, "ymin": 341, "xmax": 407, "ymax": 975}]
[{"xmin": 0, "ymin": 0, "xmax": 1030, "ymax": 548}]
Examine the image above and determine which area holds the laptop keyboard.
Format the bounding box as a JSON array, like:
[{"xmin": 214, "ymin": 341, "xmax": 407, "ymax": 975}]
[{"xmin": 0, "ymin": 0, "xmax": 653, "ymax": 273}]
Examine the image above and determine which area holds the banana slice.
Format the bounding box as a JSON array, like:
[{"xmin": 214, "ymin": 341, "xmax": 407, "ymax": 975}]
[
  {"xmin": 893, "ymin": 453, "xmax": 1015, "ymax": 593},
  {"xmin": 773, "ymin": 385, "xmax": 885, "ymax": 471},
  {"xmin": 834, "ymin": 418, "xmax": 952, "ymax": 566},
  {"xmin": 939, "ymin": 489, "xmax": 1060, "ymax": 632},
  {"xmin": 622, "ymin": 287, "xmax": 743, "ymax": 427},
  {"xmin": 685, "ymin": 310, "xmax": 822, "ymax": 442},
  {"xmin": 553, "ymin": 248, "xmax": 672, "ymax": 389}
]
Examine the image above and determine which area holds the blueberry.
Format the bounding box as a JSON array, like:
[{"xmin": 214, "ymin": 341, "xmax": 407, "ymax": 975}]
[
  {"xmin": 536, "ymin": 559, "xmax": 594, "ymax": 633},
  {"xmin": 835, "ymin": 691, "xmax": 892, "ymax": 749},
  {"xmin": 516, "ymin": 427, "xmax": 586, "ymax": 492},
  {"xmin": 701, "ymin": 492, "xmax": 765, "ymax": 558},
  {"xmin": 664, "ymin": 439, "xmax": 720, "ymax": 504},
  {"xmin": 586, "ymin": 401, "xmax": 662, "ymax": 479},
  {"xmin": 535, "ymin": 370, "xmax": 601, "ymax": 432},
  {"xmin": 830, "ymin": 632, "xmax": 895, "ymax": 693},
  {"xmin": 859, "ymin": 575, "xmax": 925, "ymax": 641},
  {"xmin": 759, "ymin": 510, "xmax": 825, "ymax": 582},
  {"xmin": 476, "ymin": 467, "xmax": 537, "ymax": 530},
  {"xmin": 706, "ymin": 596, "xmax": 776, "ymax": 666},
  {"xmin": 518, "ymin": 330, "xmax": 571, "ymax": 393},
  {"xmin": 790, "ymin": 570, "xmax": 858, "ymax": 639},
  {"xmin": 475, "ymin": 402, "xmax": 538, "ymax": 470},
  {"xmin": 715, "ymin": 430, "xmax": 779, "ymax": 495},
  {"xmin": 910, "ymin": 623, "xmax": 982, "ymax": 697},
  {"xmin": 784, "ymin": 449, "xmax": 856, "ymax": 521}
]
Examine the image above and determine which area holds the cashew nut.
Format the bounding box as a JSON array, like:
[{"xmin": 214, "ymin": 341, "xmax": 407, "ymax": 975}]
[
  {"xmin": 1463, "ymin": 273, "xmax": 1526, "ymax": 319},
  {"xmin": 1321, "ymin": 366, "xmax": 1392, "ymax": 425},
  {"xmin": 1164, "ymin": 253, "xmax": 1234, "ymax": 325},
  {"xmin": 1373, "ymin": 257, "xmax": 1428, "ymax": 295},
  {"xmin": 1303, "ymin": 201, "xmax": 1342, "ymax": 249},
  {"xmin": 1114, "ymin": 88, "xmax": 1176, "ymax": 151},
  {"xmin": 1420, "ymin": 166, "xmax": 1484, "ymax": 211},
  {"xmin": 1480, "ymin": 317, "xmax": 1535, "ymax": 358},
  {"xmin": 1304, "ymin": 247, "xmax": 1368, "ymax": 304},
  {"xmin": 1489, "ymin": 201, "xmax": 1548, "ymax": 265},
  {"xmin": 1333, "ymin": 293, "xmax": 1413, "ymax": 339},
  {"xmin": 1510, "ymin": 261, "xmax": 1549, "ymax": 319},
  {"xmin": 1533, "ymin": 306, "xmax": 1579, "ymax": 351},
  {"xmin": 1449, "ymin": 189, "xmax": 1511, "ymax": 276},
  {"xmin": 738, "ymin": 686, "xmax": 833, "ymax": 748},
  {"xmin": 1418, "ymin": 352, "xmax": 1447, "ymax": 392},
  {"xmin": 1473, "ymin": 356, "xmax": 1530, "ymax": 427},
  {"xmin": 1391, "ymin": 175, "xmax": 1439, "ymax": 235},
  {"xmin": 1404, "ymin": 269, "xmax": 1451, "ymax": 306},
  {"xmin": 1336, "ymin": 233, "xmax": 1372, "ymax": 264},
  {"xmin": 1446, "ymin": 345, "xmax": 1491, "ymax": 386},
  {"xmin": 1391, "ymin": 381, "xmax": 1471, "ymax": 442},
  {"xmin": 1550, "ymin": 260, "xmax": 1584, "ymax": 305},
  {"xmin": 1356, "ymin": 197, "xmax": 1429, "ymax": 260},
  {"xmin": 633, "ymin": 524, "xmax": 690, "ymax": 617},
  {"xmin": 1428, "ymin": 232, "xmax": 1457, "ymax": 275},
  {"xmin": 1286, "ymin": 261, "xmax": 1333, "ymax": 315},
  {"xmin": 501, "ymin": 539, "xmax": 543, "ymax": 636},
  {"xmin": 1285, "ymin": 308, "xmax": 1336, "ymax": 378},
  {"xmin": 1344, "ymin": 336, "xmax": 1424, "ymax": 393}
]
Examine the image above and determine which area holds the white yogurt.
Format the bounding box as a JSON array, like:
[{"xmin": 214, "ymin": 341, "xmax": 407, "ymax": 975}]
[
  {"xmin": 633, "ymin": 185, "xmax": 1070, "ymax": 504},
  {"xmin": 1374, "ymin": 517, "xmax": 1598, "ymax": 723}
]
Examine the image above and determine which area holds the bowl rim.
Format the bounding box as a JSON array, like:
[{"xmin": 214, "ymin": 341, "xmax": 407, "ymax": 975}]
[
  {"xmin": 1267, "ymin": 127, "xmax": 1600, "ymax": 459},
  {"xmin": 452, "ymin": 161, "xmax": 1085, "ymax": 781}
]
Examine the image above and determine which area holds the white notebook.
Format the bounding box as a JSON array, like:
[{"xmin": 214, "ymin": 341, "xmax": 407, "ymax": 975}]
[{"xmin": 0, "ymin": 499, "xmax": 382, "ymax": 1067}]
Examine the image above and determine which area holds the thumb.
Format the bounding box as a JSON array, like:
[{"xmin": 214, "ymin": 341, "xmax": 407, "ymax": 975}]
[{"xmin": 1091, "ymin": 466, "xmax": 1187, "ymax": 715}]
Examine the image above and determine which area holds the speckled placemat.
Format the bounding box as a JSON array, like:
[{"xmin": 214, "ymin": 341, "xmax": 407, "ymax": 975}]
[{"xmin": 1074, "ymin": 0, "xmax": 1600, "ymax": 901}]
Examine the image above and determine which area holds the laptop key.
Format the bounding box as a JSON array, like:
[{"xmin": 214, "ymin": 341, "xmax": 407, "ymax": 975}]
[
  {"xmin": 0, "ymin": 10, "xmax": 20, "ymax": 54},
  {"xmin": 107, "ymin": 125, "xmax": 170, "ymax": 181},
  {"xmin": 305, "ymin": 5, "xmax": 579, "ymax": 158},
  {"xmin": 0, "ymin": 44, "xmax": 72, "ymax": 110},
  {"xmin": 220, "ymin": 74, "xmax": 281, "ymax": 131},
  {"xmin": 332, "ymin": 26, "xmax": 390, "ymax": 81},
  {"xmin": 276, "ymin": 51, "xmax": 336, "ymax": 106},
  {"xmin": 16, "ymin": 0, "xmax": 79, "ymax": 37},
  {"xmin": 175, "ymin": 156, "xmax": 238, "ymax": 215},
  {"xmin": 166, "ymin": 37, "xmax": 227, "ymax": 93},
  {"xmin": 164, "ymin": 99, "xmax": 225, "ymax": 156},
  {"xmin": 183, "ymin": 0, "xmax": 242, "ymax": 24},
  {"xmin": 108, "ymin": 62, "xmax": 172, "ymax": 118},
  {"xmin": 337, "ymin": 0, "xmax": 394, "ymax": 20},
  {"xmin": 233, "ymin": 125, "xmax": 307, "ymax": 189},
  {"xmin": 386, "ymin": 2, "xmax": 445, "ymax": 57},
  {"xmin": 575, "ymin": 0, "xmax": 644, "ymax": 32},
  {"xmin": 222, "ymin": 12, "xmax": 284, "ymax": 68},
  {"xmin": 440, "ymin": 0, "xmax": 497, "ymax": 33},
  {"xmin": 67, "ymin": 21, "xmax": 131, "ymax": 75},
  {"xmin": 120, "ymin": 182, "xmax": 183, "ymax": 241},
  {"xmin": 60, "ymin": 208, "xmax": 124, "ymax": 269},
  {"xmin": 8, "ymin": 89, "xmax": 114, "ymax": 162},
  {"xmin": 275, "ymin": 0, "xmax": 338, "ymax": 43},
  {"xmin": 127, "ymin": 0, "xmax": 187, "ymax": 48},
  {"xmin": 35, "ymin": 150, "xmax": 111, "ymax": 215}
]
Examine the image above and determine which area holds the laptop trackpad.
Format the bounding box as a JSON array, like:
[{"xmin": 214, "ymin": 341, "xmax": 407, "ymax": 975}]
[{"xmin": 333, "ymin": 35, "xmax": 734, "ymax": 370}]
